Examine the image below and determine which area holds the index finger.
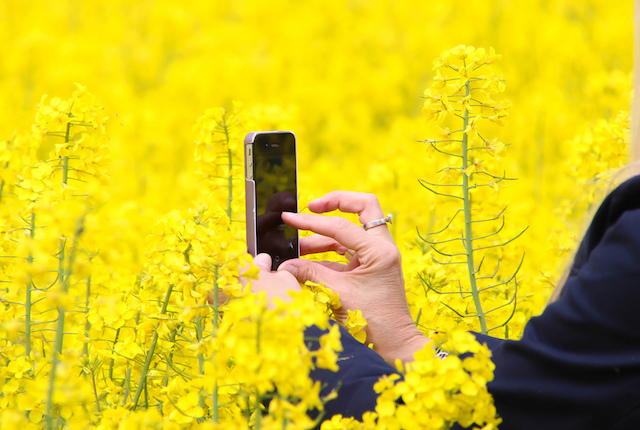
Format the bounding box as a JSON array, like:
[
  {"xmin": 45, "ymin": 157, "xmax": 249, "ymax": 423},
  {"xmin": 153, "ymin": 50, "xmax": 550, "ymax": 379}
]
[
  {"xmin": 308, "ymin": 191, "xmax": 393, "ymax": 238},
  {"xmin": 282, "ymin": 212, "xmax": 377, "ymax": 256}
]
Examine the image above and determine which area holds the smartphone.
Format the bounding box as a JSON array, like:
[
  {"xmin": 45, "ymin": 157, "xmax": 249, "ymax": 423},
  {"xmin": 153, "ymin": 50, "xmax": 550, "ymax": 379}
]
[{"xmin": 245, "ymin": 131, "xmax": 299, "ymax": 270}]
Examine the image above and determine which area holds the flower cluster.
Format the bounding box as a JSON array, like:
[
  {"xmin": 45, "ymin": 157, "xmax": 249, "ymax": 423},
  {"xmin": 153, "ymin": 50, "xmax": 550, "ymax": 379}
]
[
  {"xmin": 374, "ymin": 331, "xmax": 499, "ymax": 429},
  {"xmin": 0, "ymin": 89, "xmax": 345, "ymax": 428},
  {"xmin": 0, "ymin": 1, "xmax": 633, "ymax": 428},
  {"xmin": 305, "ymin": 281, "xmax": 368, "ymax": 344},
  {"xmin": 320, "ymin": 331, "xmax": 499, "ymax": 430},
  {"xmin": 413, "ymin": 45, "xmax": 525, "ymax": 336}
]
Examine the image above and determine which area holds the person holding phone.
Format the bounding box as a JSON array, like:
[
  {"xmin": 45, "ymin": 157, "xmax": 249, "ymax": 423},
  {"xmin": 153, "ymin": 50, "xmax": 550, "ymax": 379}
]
[{"xmin": 247, "ymin": 177, "xmax": 640, "ymax": 428}]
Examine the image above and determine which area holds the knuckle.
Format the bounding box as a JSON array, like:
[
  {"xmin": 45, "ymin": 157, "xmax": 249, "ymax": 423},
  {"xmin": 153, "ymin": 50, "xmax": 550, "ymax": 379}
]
[
  {"xmin": 364, "ymin": 193, "xmax": 380, "ymax": 206},
  {"xmin": 377, "ymin": 242, "xmax": 402, "ymax": 265},
  {"xmin": 332, "ymin": 216, "xmax": 353, "ymax": 232},
  {"xmin": 297, "ymin": 265, "xmax": 319, "ymax": 283}
]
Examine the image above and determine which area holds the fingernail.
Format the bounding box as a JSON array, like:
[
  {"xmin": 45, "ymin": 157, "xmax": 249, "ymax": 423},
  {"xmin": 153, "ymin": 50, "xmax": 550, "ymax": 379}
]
[{"xmin": 253, "ymin": 254, "xmax": 271, "ymax": 270}]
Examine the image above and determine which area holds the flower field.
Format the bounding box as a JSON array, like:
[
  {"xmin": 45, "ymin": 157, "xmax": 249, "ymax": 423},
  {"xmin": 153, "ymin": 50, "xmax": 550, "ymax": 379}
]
[{"xmin": 0, "ymin": 0, "xmax": 633, "ymax": 428}]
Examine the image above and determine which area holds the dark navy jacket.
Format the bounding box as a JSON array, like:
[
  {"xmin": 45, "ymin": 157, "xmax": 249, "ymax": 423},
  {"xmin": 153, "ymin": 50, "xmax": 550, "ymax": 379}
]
[{"xmin": 308, "ymin": 176, "xmax": 640, "ymax": 429}]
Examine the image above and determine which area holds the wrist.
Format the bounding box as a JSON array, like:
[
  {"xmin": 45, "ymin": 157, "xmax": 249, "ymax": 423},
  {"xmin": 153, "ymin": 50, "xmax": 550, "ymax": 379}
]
[{"xmin": 377, "ymin": 324, "xmax": 431, "ymax": 366}]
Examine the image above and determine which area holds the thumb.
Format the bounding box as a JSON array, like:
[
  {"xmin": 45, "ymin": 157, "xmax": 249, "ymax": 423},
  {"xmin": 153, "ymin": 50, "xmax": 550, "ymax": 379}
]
[
  {"xmin": 278, "ymin": 259, "xmax": 335, "ymax": 286},
  {"xmin": 253, "ymin": 253, "xmax": 272, "ymax": 270}
]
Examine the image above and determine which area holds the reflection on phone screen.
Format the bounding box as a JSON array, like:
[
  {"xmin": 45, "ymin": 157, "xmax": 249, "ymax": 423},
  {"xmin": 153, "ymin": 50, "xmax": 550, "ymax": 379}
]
[{"xmin": 254, "ymin": 133, "xmax": 298, "ymax": 270}]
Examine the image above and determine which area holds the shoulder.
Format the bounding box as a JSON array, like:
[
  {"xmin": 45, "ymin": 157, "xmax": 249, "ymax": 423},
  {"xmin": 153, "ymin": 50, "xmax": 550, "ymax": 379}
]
[
  {"xmin": 480, "ymin": 176, "xmax": 640, "ymax": 429},
  {"xmin": 572, "ymin": 175, "xmax": 640, "ymax": 274}
]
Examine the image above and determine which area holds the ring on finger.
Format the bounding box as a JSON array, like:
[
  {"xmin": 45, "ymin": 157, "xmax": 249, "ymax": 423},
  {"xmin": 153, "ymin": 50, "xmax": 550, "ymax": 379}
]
[{"xmin": 362, "ymin": 214, "xmax": 393, "ymax": 230}]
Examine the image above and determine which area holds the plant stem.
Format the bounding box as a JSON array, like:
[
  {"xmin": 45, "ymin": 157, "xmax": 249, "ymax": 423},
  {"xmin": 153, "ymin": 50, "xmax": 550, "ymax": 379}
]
[
  {"xmin": 131, "ymin": 282, "xmax": 174, "ymax": 409},
  {"xmin": 124, "ymin": 313, "xmax": 140, "ymax": 403},
  {"xmin": 45, "ymin": 238, "xmax": 67, "ymax": 429},
  {"xmin": 46, "ymin": 218, "xmax": 84, "ymax": 428},
  {"xmin": 195, "ymin": 315, "xmax": 205, "ymax": 419},
  {"xmin": 461, "ymin": 80, "xmax": 488, "ymax": 334},
  {"xmin": 91, "ymin": 366, "xmax": 102, "ymax": 413},
  {"xmin": 82, "ymin": 277, "xmax": 91, "ymax": 357},
  {"xmin": 25, "ymin": 212, "xmax": 35, "ymax": 358},
  {"xmin": 0, "ymin": 164, "xmax": 7, "ymax": 206},
  {"xmin": 222, "ymin": 115, "xmax": 233, "ymax": 221},
  {"xmin": 45, "ymin": 119, "xmax": 75, "ymax": 429},
  {"xmin": 62, "ymin": 156, "xmax": 69, "ymax": 185},
  {"xmin": 162, "ymin": 328, "xmax": 178, "ymax": 388},
  {"xmin": 212, "ymin": 266, "xmax": 220, "ymax": 423},
  {"xmin": 124, "ymin": 368, "xmax": 131, "ymax": 404},
  {"xmin": 46, "ymin": 312, "xmax": 65, "ymax": 430},
  {"xmin": 108, "ymin": 328, "xmax": 121, "ymax": 381},
  {"xmin": 62, "ymin": 120, "xmax": 71, "ymax": 185}
]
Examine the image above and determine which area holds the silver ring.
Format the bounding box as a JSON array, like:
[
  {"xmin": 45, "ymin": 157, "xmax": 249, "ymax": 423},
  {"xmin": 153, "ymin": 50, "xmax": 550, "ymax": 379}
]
[{"xmin": 362, "ymin": 214, "xmax": 393, "ymax": 230}]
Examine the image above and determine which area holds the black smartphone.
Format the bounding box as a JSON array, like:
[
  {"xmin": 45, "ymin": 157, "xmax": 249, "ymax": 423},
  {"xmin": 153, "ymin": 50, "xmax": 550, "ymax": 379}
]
[{"xmin": 245, "ymin": 131, "xmax": 299, "ymax": 270}]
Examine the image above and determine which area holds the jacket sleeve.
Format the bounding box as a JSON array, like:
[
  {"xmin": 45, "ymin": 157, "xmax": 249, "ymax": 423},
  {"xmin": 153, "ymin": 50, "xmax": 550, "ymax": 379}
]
[
  {"xmin": 306, "ymin": 324, "xmax": 400, "ymax": 421},
  {"xmin": 470, "ymin": 177, "xmax": 640, "ymax": 430},
  {"xmin": 308, "ymin": 176, "xmax": 640, "ymax": 429}
]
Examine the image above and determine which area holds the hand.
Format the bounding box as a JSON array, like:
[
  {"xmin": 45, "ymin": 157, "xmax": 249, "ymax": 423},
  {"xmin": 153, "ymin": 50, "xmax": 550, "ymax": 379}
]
[
  {"xmin": 279, "ymin": 191, "xmax": 430, "ymax": 365},
  {"xmin": 249, "ymin": 253, "xmax": 302, "ymax": 303},
  {"xmin": 210, "ymin": 253, "xmax": 301, "ymax": 307}
]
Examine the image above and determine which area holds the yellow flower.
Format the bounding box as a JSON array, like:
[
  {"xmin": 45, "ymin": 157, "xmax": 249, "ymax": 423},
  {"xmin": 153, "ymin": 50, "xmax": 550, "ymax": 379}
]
[{"xmin": 345, "ymin": 309, "xmax": 368, "ymax": 344}]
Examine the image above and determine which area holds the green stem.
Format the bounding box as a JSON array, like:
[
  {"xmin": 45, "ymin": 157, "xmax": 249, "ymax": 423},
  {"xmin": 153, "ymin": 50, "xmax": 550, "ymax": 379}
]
[
  {"xmin": 213, "ymin": 267, "xmax": 220, "ymax": 329},
  {"xmin": 212, "ymin": 266, "xmax": 220, "ymax": 423},
  {"xmin": 461, "ymin": 80, "xmax": 488, "ymax": 335},
  {"xmin": 0, "ymin": 164, "xmax": 7, "ymax": 206},
  {"xmin": 45, "ymin": 306, "xmax": 65, "ymax": 430},
  {"xmin": 25, "ymin": 212, "xmax": 35, "ymax": 358},
  {"xmin": 124, "ymin": 368, "xmax": 131, "ymax": 404},
  {"xmin": 45, "ymin": 121, "xmax": 76, "ymax": 428},
  {"xmin": 108, "ymin": 328, "xmax": 121, "ymax": 381},
  {"xmin": 162, "ymin": 328, "xmax": 178, "ymax": 388},
  {"xmin": 195, "ymin": 315, "xmax": 205, "ymax": 419},
  {"xmin": 62, "ymin": 156, "xmax": 69, "ymax": 185},
  {"xmin": 61, "ymin": 119, "xmax": 72, "ymax": 185},
  {"xmin": 82, "ymin": 277, "xmax": 91, "ymax": 357},
  {"xmin": 57, "ymin": 239, "xmax": 66, "ymax": 300},
  {"xmin": 91, "ymin": 366, "xmax": 102, "ymax": 413},
  {"xmin": 131, "ymin": 283, "xmax": 174, "ymax": 409},
  {"xmin": 124, "ymin": 313, "xmax": 140, "ymax": 403},
  {"xmin": 222, "ymin": 115, "xmax": 233, "ymax": 221},
  {"xmin": 46, "ymin": 220, "xmax": 84, "ymax": 428},
  {"xmin": 212, "ymin": 382, "xmax": 219, "ymax": 423}
]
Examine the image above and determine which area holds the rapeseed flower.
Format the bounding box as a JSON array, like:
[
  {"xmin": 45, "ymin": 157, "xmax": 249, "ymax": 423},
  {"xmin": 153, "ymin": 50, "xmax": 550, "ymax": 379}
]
[{"xmin": 0, "ymin": 1, "xmax": 632, "ymax": 428}]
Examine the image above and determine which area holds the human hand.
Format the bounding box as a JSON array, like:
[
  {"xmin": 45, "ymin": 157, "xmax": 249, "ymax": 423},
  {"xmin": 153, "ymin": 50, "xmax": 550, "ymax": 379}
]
[
  {"xmin": 279, "ymin": 191, "xmax": 430, "ymax": 365},
  {"xmin": 210, "ymin": 253, "xmax": 302, "ymax": 307},
  {"xmin": 249, "ymin": 253, "xmax": 302, "ymax": 303}
]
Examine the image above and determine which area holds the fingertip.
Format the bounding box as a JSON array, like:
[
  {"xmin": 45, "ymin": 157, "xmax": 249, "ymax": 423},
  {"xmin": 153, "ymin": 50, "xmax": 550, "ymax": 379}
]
[
  {"xmin": 253, "ymin": 253, "xmax": 272, "ymax": 270},
  {"xmin": 307, "ymin": 195, "xmax": 328, "ymax": 212}
]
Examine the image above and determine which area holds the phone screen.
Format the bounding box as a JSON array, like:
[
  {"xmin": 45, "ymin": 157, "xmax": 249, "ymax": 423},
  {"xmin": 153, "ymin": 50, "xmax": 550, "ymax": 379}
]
[{"xmin": 253, "ymin": 132, "xmax": 298, "ymax": 269}]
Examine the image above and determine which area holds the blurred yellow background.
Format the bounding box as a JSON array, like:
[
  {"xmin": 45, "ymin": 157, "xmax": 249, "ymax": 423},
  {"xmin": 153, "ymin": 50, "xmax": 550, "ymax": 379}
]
[{"xmin": 2, "ymin": 0, "xmax": 633, "ymax": 330}]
